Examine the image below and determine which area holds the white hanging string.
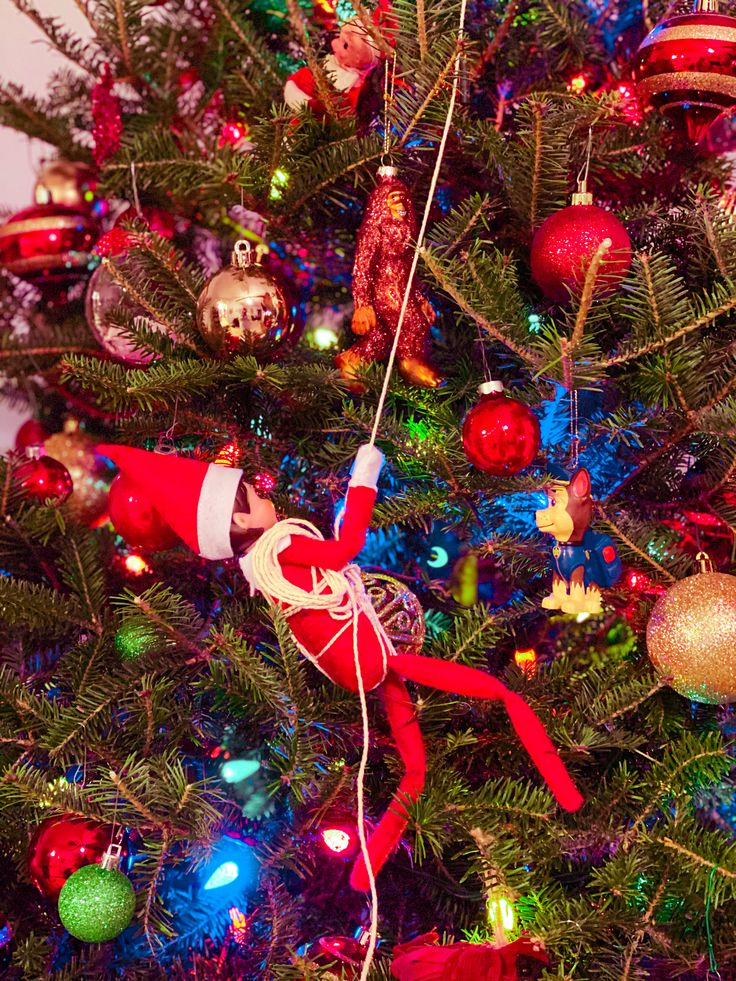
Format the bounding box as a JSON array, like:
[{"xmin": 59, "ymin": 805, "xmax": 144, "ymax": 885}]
[{"xmin": 369, "ymin": 0, "xmax": 469, "ymax": 446}]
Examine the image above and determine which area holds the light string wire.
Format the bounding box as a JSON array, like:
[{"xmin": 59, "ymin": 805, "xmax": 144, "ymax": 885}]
[{"xmin": 369, "ymin": 0, "xmax": 469, "ymax": 446}]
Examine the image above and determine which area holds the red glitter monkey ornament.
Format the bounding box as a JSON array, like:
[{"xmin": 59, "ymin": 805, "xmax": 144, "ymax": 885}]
[
  {"xmin": 98, "ymin": 443, "xmax": 583, "ymax": 891},
  {"xmin": 336, "ymin": 167, "xmax": 444, "ymax": 390}
]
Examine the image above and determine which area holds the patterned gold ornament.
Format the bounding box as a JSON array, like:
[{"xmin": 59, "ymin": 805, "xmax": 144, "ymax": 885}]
[
  {"xmin": 44, "ymin": 420, "xmax": 111, "ymax": 526},
  {"xmin": 361, "ymin": 572, "xmax": 425, "ymax": 655},
  {"xmin": 646, "ymin": 554, "xmax": 736, "ymax": 704}
]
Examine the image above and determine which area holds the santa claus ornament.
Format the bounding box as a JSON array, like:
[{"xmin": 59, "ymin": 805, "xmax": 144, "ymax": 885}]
[
  {"xmin": 98, "ymin": 441, "xmax": 583, "ymax": 900},
  {"xmin": 337, "ymin": 166, "xmax": 443, "ymax": 389},
  {"xmin": 284, "ymin": 6, "xmax": 389, "ymax": 117}
]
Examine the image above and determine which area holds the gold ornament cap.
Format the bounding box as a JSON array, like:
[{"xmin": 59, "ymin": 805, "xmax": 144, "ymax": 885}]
[
  {"xmin": 230, "ymin": 239, "xmax": 268, "ymax": 270},
  {"xmin": 571, "ymin": 179, "xmax": 593, "ymax": 207},
  {"xmin": 695, "ymin": 0, "xmax": 719, "ymax": 12}
]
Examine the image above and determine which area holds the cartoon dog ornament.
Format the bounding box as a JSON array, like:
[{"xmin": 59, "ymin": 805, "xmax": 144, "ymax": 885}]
[
  {"xmin": 99, "ymin": 442, "xmax": 583, "ymax": 890},
  {"xmin": 535, "ymin": 468, "xmax": 621, "ymax": 615}
]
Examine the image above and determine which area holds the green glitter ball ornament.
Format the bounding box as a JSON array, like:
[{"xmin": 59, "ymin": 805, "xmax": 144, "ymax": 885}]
[
  {"xmin": 114, "ymin": 622, "xmax": 157, "ymax": 661},
  {"xmin": 58, "ymin": 850, "xmax": 135, "ymax": 942}
]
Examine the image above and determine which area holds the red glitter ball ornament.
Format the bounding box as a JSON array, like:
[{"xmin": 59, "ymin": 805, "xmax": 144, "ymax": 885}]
[
  {"xmin": 107, "ymin": 473, "xmax": 179, "ymax": 549},
  {"xmin": 530, "ymin": 193, "xmax": 631, "ymax": 302},
  {"xmin": 462, "ymin": 381, "xmax": 540, "ymax": 476},
  {"xmin": 0, "ymin": 204, "xmax": 97, "ymax": 302},
  {"xmin": 28, "ymin": 815, "xmax": 124, "ymax": 902},
  {"xmin": 253, "ymin": 471, "xmax": 276, "ymax": 495},
  {"xmin": 15, "ymin": 452, "xmax": 73, "ymax": 505},
  {"xmin": 633, "ymin": 0, "xmax": 736, "ymax": 144}
]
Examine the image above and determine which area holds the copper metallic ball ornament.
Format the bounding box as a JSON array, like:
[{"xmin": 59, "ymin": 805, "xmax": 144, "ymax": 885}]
[
  {"xmin": 646, "ymin": 554, "xmax": 736, "ymax": 703},
  {"xmin": 633, "ymin": 0, "xmax": 736, "ymax": 144},
  {"xmin": 361, "ymin": 572, "xmax": 426, "ymax": 654},
  {"xmin": 196, "ymin": 240, "xmax": 301, "ymax": 359},
  {"xmin": 44, "ymin": 421, "xmax": 112, "ymax": 526},
  {"xmin": 34, "ymin": 160, "xmax": 98, "ymax": 212}
]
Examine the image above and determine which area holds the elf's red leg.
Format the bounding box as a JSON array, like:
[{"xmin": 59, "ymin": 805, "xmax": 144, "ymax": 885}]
[
  {"xmin": 350, "ymin": 670, "xmax": 426, "ymax": 892},
  {"xmin": 390, "ymin": 654, "xmax": 583, "ymax": 813}
]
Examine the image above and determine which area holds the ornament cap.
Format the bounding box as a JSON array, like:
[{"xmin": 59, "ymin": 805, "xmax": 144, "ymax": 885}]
[
  {"xmin": 695, "ymin": 0, "xmax": 719, "ymax": 11},
  {"xmin": 377, "ymin": 165, "xmax": 398, "ymax": 179},
  {"xmin": 696, "ymin": 550, "xmax": 715, "ymax": 573},
  {"xmin": 231, "ymin": 239, "xmax": 268, "ymax": 270},
  {"xmin": 24, "ymin": 445, "xmax": 44, "ymax": 461},
  {"xmin": 478, "ymin": 380, "xmax": 504, "ymax": 396},
  {"xmin": 571, "ymin": 190, "xmax": 594, "ymax": 206},
  {"xmin": 100, "ymin": 843, "xmax": 123, "ymax": 872}
]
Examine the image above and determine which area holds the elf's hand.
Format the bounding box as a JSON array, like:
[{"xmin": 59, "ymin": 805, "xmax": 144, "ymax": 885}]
[
  {"xmin": 352, "ymin": 306, "xmax": 376, "ymax": 335},
  {"xmin": 349, "ymin": 442, "xmax": 384, "ymax": 489}
]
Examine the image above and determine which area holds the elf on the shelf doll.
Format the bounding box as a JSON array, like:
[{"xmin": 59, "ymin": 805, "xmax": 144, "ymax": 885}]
[{"xmin": 99, "ymin": 442, "xmax": 583, "ymax": 890}]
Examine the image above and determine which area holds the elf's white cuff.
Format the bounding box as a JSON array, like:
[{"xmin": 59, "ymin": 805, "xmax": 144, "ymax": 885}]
[{"xmin": 349, "ymin": 443, "xmax": 384, "ymax": 490}]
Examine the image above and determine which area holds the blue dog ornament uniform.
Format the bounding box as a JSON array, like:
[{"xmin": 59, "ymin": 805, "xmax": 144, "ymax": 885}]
[{"xmin": 535, "ymin": 468, "xmax": 621, "ymax": 615}]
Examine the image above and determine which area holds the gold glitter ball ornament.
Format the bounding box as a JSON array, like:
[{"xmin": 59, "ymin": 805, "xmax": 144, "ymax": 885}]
[
  {"xmin": 646, "ymin": 561, "xmax": 736, "ymax": 704},
  {"xmin": 196, "ymin": 240, "xmax": 301, "ymax": 359},
  {"xmin": 44, "ymin": 420, "xmax": 111, "ymax": 526},
  {"xmin": 361, "ymin": 572, "xmax": 425, "ymax": 655}
]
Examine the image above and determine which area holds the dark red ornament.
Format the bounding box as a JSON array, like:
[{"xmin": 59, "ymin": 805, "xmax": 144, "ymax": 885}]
[
  {"xmin": 633, "ymin": 0, "xmax": 736, "ymax": 144},
  {"xmin": 391, "ymin": 932, "xmax": 548, "ymax": 981},
  {"xmin": 462, "ymin": 382, "xmax": 540, "ymax": 476},
  {"xmin": 0, "ymin": 204, "xmax": 97, "ymax": 302},
  {"xmin": 92, "ymin": 65, "xmax": 123, "ymax": 166},
  {"xmin": 15, "ymin": 419, "xmax": 50, "ymax": 451},
  {"xmin": 15, "ymin": 452, "xmax": 73, "ymax": 505},
  {"xmin": 530, "ymin": 194, "xmax": 631, "ymax": 302},
  {"xmin": 300, "ymin": 935, "xmax": 366, "ymax": 978},
  {"xmin": 28, "ymin": 815, "xmax": 124, "ymax": 902},
  {"xmin": 108, "ymin": 473, "xmax": 179, "ymax": 549}
]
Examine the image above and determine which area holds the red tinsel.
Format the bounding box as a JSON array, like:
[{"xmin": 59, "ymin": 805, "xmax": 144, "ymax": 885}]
[{"xmin": 92, "ymin": 64, "xmax": 123, "ymax": 166}]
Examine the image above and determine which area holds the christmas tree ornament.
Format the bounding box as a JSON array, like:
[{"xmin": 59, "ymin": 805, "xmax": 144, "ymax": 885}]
[
  {"xmin": 15, "ymin": 419, "xmax": 50, "ymax": 451},
  {"xmin": 633, "ymin": 0, "xmax": 736, "ymax": 144},
  {"xmin": 100, "ymin": 442, "xmax": 583, "ymax": 898},
  {"xmin": 462, "ymin": 381, "xmax": 540, "ymax": 476},
  {"xmin": 0, "ymin": 203, "xmax": 97, "ymax": 303},
  {"xmin": 44, "ymin": 421, "xmax": 111, "ymax": 526},
  {"xmin": 107, "ymin": 473, "xmax": 179, "ymax": 549},
  {"xmin": 58, "ymin": 844, "xmax": 135, "ymax": 942},
  {"xmin": 361, "ymin": 572, "xmax": 426, "ymax": 654},
  {"xmin": 114, "ymin": 621, "xmax": 159, "ymax": 660},
  {"xmin": 113, "ymin": 203, "xmax": 177, "ymax": 241},
  {"xmin": 0, "ymin": 912, "xmax": 13, "ymax": 970},
  {"xmin": 85, "ymin": 263, "xmax": 163, "ymax": 365},
  {"xmin": 34, "ymin": 160, "xmax": 100, "ymax": 214},
  {"xmin": 14, "ymin": 448, "xmax": 73, "ymax": 505},
  {"xmin": 196, "ymin": 240, "xmax": 301, "ymax": 359},
  {"xmin": 530, "ymin": 184, "xmax": 631, "ymax": 302},
  {"xmin": 337, "ymin": 166, "xmax": 443, "ymax": 389},
  {"xmin": 391, "ymin": 932, "xmax": 548, "ymax": 981},
  {"xmin": 28, "ymin": 815, "xmax": 126, "ymax": 902},
  {"xmin": 299, "ymin": 935, "xmax": 367, "ymax": 979},
  {"xmin": 535, "ymin": 468, "xmax": 621, "ymax": 616},
  {"xmin": 646, "ymin": 553, "xmax": 736, "ymax": 703},
  {"xmin": 91, "ymin": 65, "xmax": 122, "ymax": 166}
]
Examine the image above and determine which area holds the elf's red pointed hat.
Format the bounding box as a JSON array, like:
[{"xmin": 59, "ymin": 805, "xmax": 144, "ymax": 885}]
[{"xmin": 97, "ymin": 444, "xmax": 242, "ymax": 560}]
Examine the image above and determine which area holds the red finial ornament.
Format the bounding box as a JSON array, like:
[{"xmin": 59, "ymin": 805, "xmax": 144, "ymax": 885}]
[{"xmin": 462, "ymin": 382, "xmax": 540, "ymax": 476}]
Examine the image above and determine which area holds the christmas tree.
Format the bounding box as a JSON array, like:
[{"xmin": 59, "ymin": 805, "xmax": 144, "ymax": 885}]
[{"xmin": 3, "ymin": 0, "xmax": 736, "ymax": 977}]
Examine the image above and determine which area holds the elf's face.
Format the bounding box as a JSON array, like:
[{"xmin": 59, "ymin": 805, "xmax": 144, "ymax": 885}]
[{"xmin": 230, "ymin": 483, "xmax": 278, "ymax": 552}]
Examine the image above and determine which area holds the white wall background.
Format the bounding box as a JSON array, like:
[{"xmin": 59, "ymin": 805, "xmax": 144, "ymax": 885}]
[{"xmin": 0, "ymin": 0, "xmax": 92, "ymax": 448}]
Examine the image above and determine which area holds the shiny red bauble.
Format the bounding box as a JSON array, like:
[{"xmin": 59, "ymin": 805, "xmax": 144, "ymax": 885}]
[
  {"xmin": 15, "ymin": 453, "xmax": 73, "ymax": 505},
  {"xmin": 530, "ymin": 201, "xmax": 631, "ymax": 302},
  {"xmin": 633, "ymin": 2, "xmax": 736, "ymax": 144},
  {"xmin": 462, "ymin": 383, "xmax": 540, "ymax": 476},
  {"xmin": 28, "ymin": 815, "xmax": 123, "ymax": 902},
  {"xmin": 14, "ymin": 419, "xmax": 50, "ymax": 451},
  {"xmin": 300, "ymin": 936, "xmax": 365, "ymax": 978},
  {"xmin": 108, "ymin": 473, "xmax": 179, "ymax": 549},
  {"xmin": 0, "ymin": 204, "xmax": 97, "ymax": 302}
]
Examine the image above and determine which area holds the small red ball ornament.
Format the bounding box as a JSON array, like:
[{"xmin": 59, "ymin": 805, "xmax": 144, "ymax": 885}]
[
  {"xmin": 530, "ymin": 189, "xmax": 631, "ymax": 302},
  {"xmin": 107, "ymin": 473, "xmax": 179, "ymax": 549},
  {"xmin": 299, "ymin": 935, "xmax": 366, "ymax": 979},
  {"xmin": 15, "ymin": 419, "xmax": 50, "ymax": 451},
  {"xmin": 633, "ymin": 0, "xmax": 736, "ymax": 144},
  {"xmin": 462, "ymin": 381, "xmax": 540, "ymax": 476},
  {"xmin": 28, "ymin": 815, "xmax": 123, "ymax": 902},
  {"xmin": 0, "ymin": 204, "xmax": 97, "ymax": 303},
  {"xmin": 15, "ymin": 451, "xmax": 73, "ymax": 505}
]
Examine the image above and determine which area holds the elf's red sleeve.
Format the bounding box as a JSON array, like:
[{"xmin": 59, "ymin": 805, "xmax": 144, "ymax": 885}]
[{"xmin": 279, "ymin": 484, "xmax": 376, "ymax": 571}]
